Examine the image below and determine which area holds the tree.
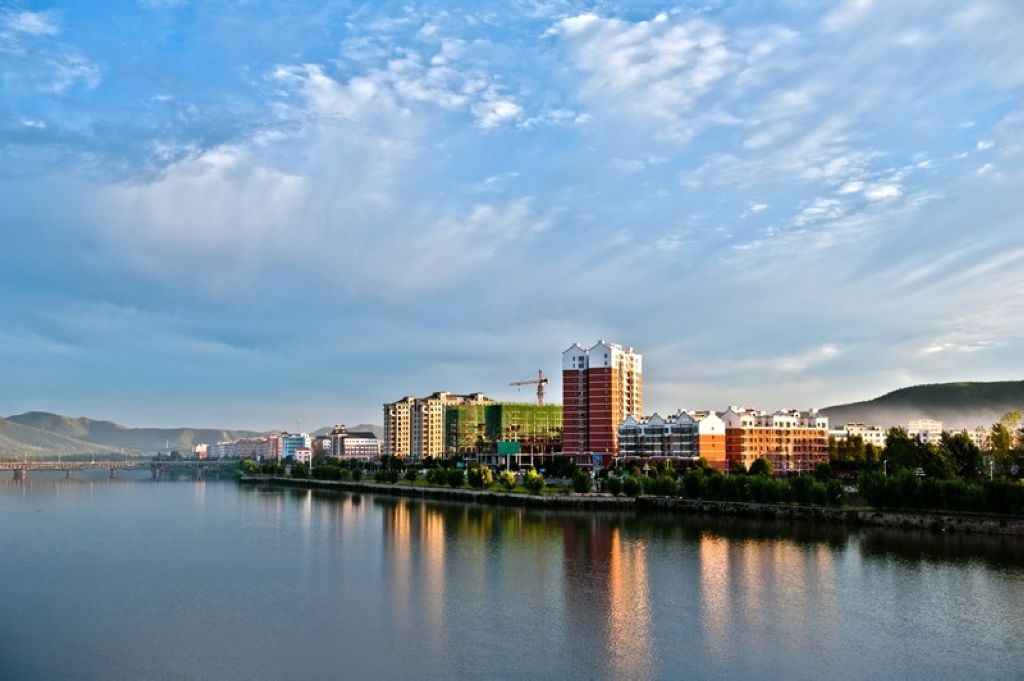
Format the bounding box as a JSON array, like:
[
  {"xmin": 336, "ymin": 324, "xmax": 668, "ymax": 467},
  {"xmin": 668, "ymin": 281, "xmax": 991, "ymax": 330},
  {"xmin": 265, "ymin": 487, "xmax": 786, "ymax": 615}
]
[
  {"xmin": 940, "ymin": 431, "xmax": 983, "ymax": 480},
  {"xmin": 748, "ymin": 458, "xmax": 772, "ymax": 477},
  {"xmin": 446, "ymin": 469, "xmax": 466, "ymax": 488},
  {"xmin": 729, "ymin": 461, "xmax": 748, "ymax": 476},
  {"xmin": 571, "ymin": 469, "xmax": 592, "ymax": 493},
  {"xmin": 404, "ymin": 467, "xmax": 419, "ymax": 482},
  {"xmin": 883, "ymin": 427, "xmax": 922, "ymax": 472}
]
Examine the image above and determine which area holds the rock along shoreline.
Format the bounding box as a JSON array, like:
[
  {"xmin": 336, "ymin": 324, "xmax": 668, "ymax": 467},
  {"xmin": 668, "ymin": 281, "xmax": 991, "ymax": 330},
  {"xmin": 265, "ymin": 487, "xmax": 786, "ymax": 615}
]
[{"xmin": 239, "ymin": 475, "xmax": 1024, "ymax": 536}]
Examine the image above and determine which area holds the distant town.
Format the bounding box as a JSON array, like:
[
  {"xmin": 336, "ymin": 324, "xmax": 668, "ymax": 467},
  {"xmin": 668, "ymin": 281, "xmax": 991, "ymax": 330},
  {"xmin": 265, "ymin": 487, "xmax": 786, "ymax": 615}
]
[{"xmin": 199, "ymin": 339, "xmax": 1015, "ymax": 476}]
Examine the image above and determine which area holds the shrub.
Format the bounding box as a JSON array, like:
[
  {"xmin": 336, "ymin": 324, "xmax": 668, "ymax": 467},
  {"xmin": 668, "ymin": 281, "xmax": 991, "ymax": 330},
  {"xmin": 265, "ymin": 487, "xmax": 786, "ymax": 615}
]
[
  {"xmin": 467, "ymin": 466, "xmax": 494, "ymax": 489},
  {"xmin": 339, "ymin": 468, "xmax": 353, "ymax": 481},
  {"xmin": 498, "ymin": 471, "xmax": 516, "ymax": 490},
  {"xmin": 523, "ymin": 469, "xmax": 545, "ymax": 494},
  {"xmin": 809, "ymin": 480, "xmax": 829, "ymax": 506},
  {"xmin": 446, "ymin": 469, "xmax": 466, "ymax": 488},
  {"xmin": 571, "ymin": 469, "xmax": 592, "ymax": 493},
  {"xmin": 404, "ymin": 467, "xmax": 419, "ymax": 482},
  {"xmin": 825, "ymin": 478, "xmax": 846, "ymax": 507},
  {"xmin": 682, "ymin": 470, "xmax": 702, "ymax": 499},
  {"xmin": 374, "ymin": 469, "xmax": 399, "ymax": 484},
  {"xmin": 622, "ymin": 476, "xmax": 642, "ymax": 497},
  {"xmin": 606, "ymin": 476, "xmax": 623, "ymax": 496},
  {"xmin": 814, "ymin": 463, "xmax": 835, "ymax": 481},
  {"xmin": 351, "ymin": 468, "xmax": 363, "ymax": 482},
  {"xmin": 426, "ymin": 467, "xmax": 448, "ymax": 485},
  {"xmin": 790, "ymin": 476, "xmax": 813, "ymax": 504}
]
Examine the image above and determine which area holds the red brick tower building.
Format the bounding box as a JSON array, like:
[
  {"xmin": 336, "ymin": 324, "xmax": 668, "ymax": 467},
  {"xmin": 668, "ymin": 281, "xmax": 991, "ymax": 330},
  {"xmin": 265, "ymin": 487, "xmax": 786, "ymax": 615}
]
[{"xmin": 561, "ymin": 340, "xmax": 643, "ymax": 467}]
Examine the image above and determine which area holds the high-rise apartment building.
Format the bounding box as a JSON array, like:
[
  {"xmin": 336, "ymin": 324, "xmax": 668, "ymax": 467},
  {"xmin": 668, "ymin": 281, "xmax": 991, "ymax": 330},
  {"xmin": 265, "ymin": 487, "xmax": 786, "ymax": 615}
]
[
  {"xmin": 562, "ymin": 340, "xmax": 643, "ymax": 465},
  {"xmin": 384, "ymin": 391, "xmax": 493, "ymax": 459}
]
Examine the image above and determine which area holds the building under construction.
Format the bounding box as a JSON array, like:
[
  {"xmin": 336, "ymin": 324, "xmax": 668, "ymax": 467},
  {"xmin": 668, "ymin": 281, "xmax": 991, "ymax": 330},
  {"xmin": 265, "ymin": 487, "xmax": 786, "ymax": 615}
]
[{"xmin": 445, "ymin": 403, "xmax": 563, "ymax": 467}]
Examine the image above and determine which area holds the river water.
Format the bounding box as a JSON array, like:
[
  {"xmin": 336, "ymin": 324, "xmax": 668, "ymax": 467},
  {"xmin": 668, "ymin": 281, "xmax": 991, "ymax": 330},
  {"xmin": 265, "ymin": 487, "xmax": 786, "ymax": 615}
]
[{"xmin": 1, "ymin": 474, "xmax": 1022, "ymax": 680}]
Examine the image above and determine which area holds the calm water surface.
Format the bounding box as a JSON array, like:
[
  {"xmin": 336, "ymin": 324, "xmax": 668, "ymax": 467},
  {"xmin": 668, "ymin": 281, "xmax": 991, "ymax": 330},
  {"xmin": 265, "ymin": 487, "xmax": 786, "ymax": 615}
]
[{"xmin": 1, "ymin": 475, "xmax": 1022, "ymax": 680}]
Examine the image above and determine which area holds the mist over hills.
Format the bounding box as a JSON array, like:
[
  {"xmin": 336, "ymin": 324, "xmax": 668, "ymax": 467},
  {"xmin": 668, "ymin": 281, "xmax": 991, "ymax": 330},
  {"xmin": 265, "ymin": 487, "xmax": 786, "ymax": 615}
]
[{"xmin": 821, "ymin": 381, "xmax": 1024, "ymax": 430}]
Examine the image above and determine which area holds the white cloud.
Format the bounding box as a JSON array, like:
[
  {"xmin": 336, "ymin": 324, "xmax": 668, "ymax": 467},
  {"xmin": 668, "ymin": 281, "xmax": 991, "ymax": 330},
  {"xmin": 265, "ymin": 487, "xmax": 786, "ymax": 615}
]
[
  {"xmin": 777, "ymin": 344, "xmax": 842, "ymax": 373},
  {"xmin": 750, "ymin": 202, "xmax": 768, "ymax": 213},
  {"xmin": 863, "ymin": 184, "xmax": 902, "ymax": 201},
  {"xmin": 21, "ymin": 118, "xmax": 46, "ymax": 129},
  {"xmin": 822, "ymin": 0, "xmax": 877, "ymax": 33},
  {"xmin": 1, "ymin": 10, "xmax": 59, "ymax": 37},
  {"xmin": 976, "ymin": 139, "xmax": 994, "ymax": 150},
  {"xmin": 472, "ymin": 97, "xmax": 522, "ymax": 129},
  {"xmin": 551, "ymin": 12, "xmax": 734, "ymax": 140}
]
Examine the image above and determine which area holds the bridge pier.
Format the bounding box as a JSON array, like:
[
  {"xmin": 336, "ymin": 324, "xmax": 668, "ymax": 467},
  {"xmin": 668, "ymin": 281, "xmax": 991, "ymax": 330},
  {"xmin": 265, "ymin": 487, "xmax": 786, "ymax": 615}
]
[
  {"xmin": 151, "ymin": 466, "xmax": 163, "ymax": 481},
  {"xmin": 13, "ymin": 469, "xmax": 26, "ymax": 482},
  {"xmin": 65, "ymin": 469, "xmax": 71, "ymax": 479},
  {"xmin": 109, "ymin": 467, "xmax": 117, "ymax": 479}
]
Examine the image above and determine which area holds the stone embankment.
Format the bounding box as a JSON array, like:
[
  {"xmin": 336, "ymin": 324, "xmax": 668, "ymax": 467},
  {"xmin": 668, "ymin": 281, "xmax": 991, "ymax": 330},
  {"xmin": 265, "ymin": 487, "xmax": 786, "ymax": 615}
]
[
  {"xmin": 240, "ymin": 476, "xmax": 1024, "ymax": 536},
  {"xmin": 239, "ymin": 475, "xmax": 634, "ymax": 509}
]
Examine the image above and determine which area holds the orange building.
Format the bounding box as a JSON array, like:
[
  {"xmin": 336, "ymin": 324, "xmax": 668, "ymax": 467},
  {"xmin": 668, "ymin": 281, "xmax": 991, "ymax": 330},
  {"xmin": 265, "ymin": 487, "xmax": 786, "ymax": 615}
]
[
  {"xmin": 691, "ymin": 411, "xmax": 727, "ymax": 471},
  {"xmin": 721, "ymin": 407, "xmax": 829, "ymax": 475},
  {"xmin": 562, "ymin": 340, "xmax": 642, "ymax": 466}
]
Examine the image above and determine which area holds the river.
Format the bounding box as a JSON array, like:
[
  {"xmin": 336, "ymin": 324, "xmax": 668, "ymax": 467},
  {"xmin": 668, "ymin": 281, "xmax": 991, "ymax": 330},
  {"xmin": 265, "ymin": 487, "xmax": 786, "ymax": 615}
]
[{"xmin": 1, "ymin": 474, "xmax": 1022, "ymax": 680}]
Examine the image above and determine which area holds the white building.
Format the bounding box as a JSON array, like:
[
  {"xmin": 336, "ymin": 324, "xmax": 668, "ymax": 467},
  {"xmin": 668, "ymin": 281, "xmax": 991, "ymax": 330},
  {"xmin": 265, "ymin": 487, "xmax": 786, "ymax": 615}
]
[
  {"xmin": 829, "ymin": 423, "xmax": 888, "ymax": 449},
  {"xmin": 908, "ymin": 419, "xmax": 943, "ymax": 445}
]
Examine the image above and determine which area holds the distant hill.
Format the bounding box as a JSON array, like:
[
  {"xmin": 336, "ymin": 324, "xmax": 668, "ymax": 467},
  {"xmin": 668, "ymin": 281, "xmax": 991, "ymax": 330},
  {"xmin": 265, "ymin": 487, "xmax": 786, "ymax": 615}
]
[
  {"xmin": 1, "ymin": 412, "xmax": 257, "ymax": 456},
  {"xmin": 821, "ymin": 381, "xmax": 1024, "ymax": 430},
  {"xmin": 312, "ymin": 424, "xmax": 384, "ymax": 439}
]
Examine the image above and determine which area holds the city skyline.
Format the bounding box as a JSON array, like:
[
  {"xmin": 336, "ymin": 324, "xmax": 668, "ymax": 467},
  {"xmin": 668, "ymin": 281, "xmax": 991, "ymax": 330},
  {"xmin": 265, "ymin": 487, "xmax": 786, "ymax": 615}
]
[{"xmin": 2, "ymin": 1, "xmax": 1022, "ymax": 430}]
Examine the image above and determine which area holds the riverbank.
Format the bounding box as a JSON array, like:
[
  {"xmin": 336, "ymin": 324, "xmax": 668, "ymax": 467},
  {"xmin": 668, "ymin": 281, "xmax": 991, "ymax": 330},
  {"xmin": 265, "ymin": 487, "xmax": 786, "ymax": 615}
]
[{"xmin": 240, "ymin": 475, "xmax": 1024, "ymax": 536}]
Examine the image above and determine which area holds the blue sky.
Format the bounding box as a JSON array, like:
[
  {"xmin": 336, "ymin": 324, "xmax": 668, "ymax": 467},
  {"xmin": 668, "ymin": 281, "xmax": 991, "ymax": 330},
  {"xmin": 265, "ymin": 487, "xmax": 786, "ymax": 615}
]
[{"xmin": 1, "ymin": 0, "xmax": 1022, "ymax": 430}]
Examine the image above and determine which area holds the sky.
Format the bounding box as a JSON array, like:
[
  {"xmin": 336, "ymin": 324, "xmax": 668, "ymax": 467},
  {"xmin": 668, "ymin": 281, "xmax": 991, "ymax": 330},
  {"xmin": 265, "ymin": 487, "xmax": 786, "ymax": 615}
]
[{"xmin": 1, "ymin": 0, "xmax": 1022, "ymax": 431}]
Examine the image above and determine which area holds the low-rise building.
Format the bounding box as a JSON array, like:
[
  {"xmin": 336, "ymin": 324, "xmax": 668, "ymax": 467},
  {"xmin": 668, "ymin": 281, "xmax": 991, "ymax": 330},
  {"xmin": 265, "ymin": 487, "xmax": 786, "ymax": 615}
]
[
  {"xmin": 721, "ymin": 407, "xmax": 829, "ymax": 475},
  {"xmin": 210, "ymin": 436, "xmax": 272, "ymax": 460},
  {"xmin": 908, "ymin": 419, "xmax": 943, "ymax": 445},
  {"xmin": 829, "ymin": 423, "xmax": 888, "ymax": 449},
  {"xmin": 329, "ymin": 425, "xmax": 382, "ymax": 461},
  {"xmin": 617, "ymin": 410, "xmax": 726, "ymax": 470}
]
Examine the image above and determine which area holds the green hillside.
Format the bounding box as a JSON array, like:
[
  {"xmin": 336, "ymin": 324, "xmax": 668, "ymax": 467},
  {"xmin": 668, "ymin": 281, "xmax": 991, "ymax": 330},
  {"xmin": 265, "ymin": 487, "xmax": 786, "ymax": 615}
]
[
  {"xmin": 2, "ymin": 412, "xmax": 257, "ymax": 457},
  {"xmin": 821, "ymin": 381, "xmax": 1024, "ymax": 429}
]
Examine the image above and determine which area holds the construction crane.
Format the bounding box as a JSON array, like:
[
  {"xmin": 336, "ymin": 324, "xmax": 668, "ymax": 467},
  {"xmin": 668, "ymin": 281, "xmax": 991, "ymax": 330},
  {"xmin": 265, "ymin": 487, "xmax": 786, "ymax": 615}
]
[{"xmin": 509, "ymin": 369, "xmax": 549, "ymax": 406}]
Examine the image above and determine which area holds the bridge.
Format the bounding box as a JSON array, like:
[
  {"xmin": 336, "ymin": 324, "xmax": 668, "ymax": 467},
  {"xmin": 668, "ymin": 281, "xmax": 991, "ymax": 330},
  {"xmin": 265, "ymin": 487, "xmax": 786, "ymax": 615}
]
[{"xmin": 0, "ymin": 460, "xmax": 238, "ymax": 480}]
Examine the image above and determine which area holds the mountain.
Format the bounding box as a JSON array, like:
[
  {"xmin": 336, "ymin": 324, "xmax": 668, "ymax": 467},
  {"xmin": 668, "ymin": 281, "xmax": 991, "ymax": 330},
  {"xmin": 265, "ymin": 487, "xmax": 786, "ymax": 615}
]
[
  {"xmin": 312, "ymin": 424, "xmax": 384, "ymax": 439},
  {"xmin": 1, "ymin": 412, "xmax": 257, "ymax": 456},
  {"xmin": 821, "ymin": 381, "xmax": 1024, "ymax": 430}
]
